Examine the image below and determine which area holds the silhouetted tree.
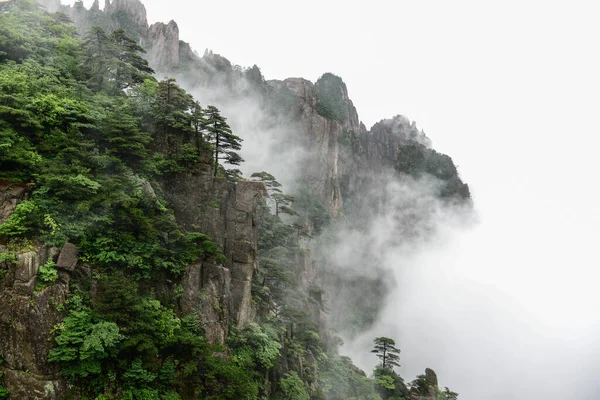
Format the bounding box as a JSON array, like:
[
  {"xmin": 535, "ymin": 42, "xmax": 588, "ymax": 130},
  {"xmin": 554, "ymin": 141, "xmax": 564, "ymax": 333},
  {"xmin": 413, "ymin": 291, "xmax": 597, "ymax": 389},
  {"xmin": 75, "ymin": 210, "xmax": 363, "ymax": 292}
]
[
  {"xmin": 204, "ymin": 105, "xmax": 243, "ymax": 176},
  {"xmin": 372, "ymin": 337, "xmax": 401, "ymax": 369}
]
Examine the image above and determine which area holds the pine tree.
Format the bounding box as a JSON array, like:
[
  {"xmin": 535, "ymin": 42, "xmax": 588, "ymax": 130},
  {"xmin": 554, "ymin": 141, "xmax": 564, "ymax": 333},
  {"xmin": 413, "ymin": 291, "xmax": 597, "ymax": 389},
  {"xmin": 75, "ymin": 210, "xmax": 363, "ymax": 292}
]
[
  {"xmin": 372, "ymin": 337, "xmax": 401, "ymax": 369},
  {"xmin": 153, "ymin": 78, "xmax": 194, "ymax": 145},
  {"xmin": 250, "ymin": 172, "xmax": 297, "ymax": 216},
  {"xmin": 190, "ymin": 101, "xmax": 206, "ymax": 151},
  {"xmin": 108, "ymin": 29, "xmax": 154, "ymax": 90},
  {"xmin": 204, "ymin": 105, "xmax": 243, "ymax": 176},
  {"xmin": 83, "ymin": 25, "xmax": 109, "ymax": 91}
]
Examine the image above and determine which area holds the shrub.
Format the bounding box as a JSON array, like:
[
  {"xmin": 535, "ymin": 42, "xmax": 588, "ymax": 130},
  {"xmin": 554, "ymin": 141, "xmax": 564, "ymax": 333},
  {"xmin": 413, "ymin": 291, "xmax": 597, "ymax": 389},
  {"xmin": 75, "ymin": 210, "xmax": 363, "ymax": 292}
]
[
  {"xmin": 279, "ymin": 371, "xmax": 308, "ymax": 400},
  {"xmin": 38, "ymin": 259, "xmax": 58, "ymax": 283}
]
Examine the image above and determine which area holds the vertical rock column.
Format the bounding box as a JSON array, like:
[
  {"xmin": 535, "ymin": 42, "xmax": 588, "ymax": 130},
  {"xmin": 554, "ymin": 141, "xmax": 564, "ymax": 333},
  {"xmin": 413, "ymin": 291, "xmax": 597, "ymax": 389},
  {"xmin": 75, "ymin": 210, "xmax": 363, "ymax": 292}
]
[{"xmin": 225, "ymin": 181, "xmax": 266, "ymax": 327}]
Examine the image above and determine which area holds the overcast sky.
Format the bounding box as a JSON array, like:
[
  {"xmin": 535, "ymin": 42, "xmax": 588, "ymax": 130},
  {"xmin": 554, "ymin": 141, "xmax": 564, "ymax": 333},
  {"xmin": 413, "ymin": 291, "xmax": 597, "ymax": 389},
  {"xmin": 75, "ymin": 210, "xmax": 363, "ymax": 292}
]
[{"xmin": 67, "ymin": 1, "xmax": 600, "ymax": 398}]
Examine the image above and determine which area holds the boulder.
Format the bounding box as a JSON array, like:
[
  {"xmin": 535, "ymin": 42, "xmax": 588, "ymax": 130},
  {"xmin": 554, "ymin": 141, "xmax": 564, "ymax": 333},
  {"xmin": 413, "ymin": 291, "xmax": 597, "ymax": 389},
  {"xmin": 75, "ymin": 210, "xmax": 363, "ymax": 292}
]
[{"xmin": 56, "ymin": 243, "xmax": 78, "ymax": 271}]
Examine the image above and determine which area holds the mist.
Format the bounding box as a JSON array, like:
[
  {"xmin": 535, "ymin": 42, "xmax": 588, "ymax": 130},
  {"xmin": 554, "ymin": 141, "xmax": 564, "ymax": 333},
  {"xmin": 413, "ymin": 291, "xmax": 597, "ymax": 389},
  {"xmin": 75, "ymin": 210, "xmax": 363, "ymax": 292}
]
[
  {"xmin": 336, "ymin": 169, "xmax": 600, "ymax": 399},
  {"xmin": 169, "ymin": 13, "xmax": 600, "ymax": 400},
  {"xmin": 63, "ymin": 1, "xmax": 600, "ymax": 398}
]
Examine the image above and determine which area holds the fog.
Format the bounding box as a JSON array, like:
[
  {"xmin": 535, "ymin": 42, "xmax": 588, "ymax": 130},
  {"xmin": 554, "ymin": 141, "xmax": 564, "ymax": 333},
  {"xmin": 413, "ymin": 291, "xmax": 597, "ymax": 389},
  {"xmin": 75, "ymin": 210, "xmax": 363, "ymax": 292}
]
[{"xmin": 66, "ymin": 1, "xmax": 600, "ymax": 398}]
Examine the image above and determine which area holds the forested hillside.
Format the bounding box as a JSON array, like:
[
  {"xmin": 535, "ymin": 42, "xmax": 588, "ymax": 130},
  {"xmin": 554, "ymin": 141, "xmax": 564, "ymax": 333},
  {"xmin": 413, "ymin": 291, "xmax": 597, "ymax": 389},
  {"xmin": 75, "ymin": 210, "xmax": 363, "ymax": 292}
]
[{"xmin": 0, "ymin": 1, "xmax": 468, "ymax": 399}]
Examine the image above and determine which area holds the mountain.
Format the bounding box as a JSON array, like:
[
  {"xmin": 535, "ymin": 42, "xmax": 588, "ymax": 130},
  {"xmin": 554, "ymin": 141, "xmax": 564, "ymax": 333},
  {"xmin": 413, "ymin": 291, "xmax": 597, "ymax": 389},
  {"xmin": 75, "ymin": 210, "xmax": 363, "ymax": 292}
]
[{"xmin": 0, "ymin": 1, "xmax": 469, "ymax": 399}]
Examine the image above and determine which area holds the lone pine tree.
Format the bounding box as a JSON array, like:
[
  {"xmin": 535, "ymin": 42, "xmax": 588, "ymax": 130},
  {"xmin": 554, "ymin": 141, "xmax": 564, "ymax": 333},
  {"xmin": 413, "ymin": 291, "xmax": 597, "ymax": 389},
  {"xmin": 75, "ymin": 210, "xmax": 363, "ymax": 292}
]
[
  {"xmin": 372, "ymin": 337, "xmax": 401, "ymax": 370},
  {"xmin": 204, "ymin": 105, "xmax": 243, "ymax": 176}
]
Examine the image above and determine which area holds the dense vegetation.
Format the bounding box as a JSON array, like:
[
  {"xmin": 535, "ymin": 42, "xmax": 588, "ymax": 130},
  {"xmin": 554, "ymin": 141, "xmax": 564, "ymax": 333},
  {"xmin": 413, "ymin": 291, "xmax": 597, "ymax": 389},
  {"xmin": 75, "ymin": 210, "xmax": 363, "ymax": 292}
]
[
  {"xmin": 0, "ymin": 1, "xmax": 461, "ymax": 399},
  {"xmin": 315, "ymin": 73, "xmax": 350, "ymax": 124},
  {"xmin": 395, "ymin": 142, "xmax": 471, "ymax": 199}
]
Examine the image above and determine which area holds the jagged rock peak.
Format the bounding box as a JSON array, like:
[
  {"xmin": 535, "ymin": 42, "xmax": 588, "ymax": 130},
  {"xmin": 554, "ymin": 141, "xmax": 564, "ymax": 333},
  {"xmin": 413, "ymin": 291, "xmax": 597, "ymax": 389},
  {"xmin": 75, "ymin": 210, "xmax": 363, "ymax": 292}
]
[
  {"xmin": 35, "ymin": 0, "xmax": 61, "ymax": 13},
  {"xmin": 90, "ymin": 0, "xmax": 100, "ymax": 11},
  {"xmin": 104, "ymin": 0, "xmax": 148, "ymax": 27},
  {"xmin": 371, "ymin": 114, "xmax": 432, "ymax": 147},
  {"xmin": 146, "ymin": 20, "xmax": 180, "ymax": 71}
]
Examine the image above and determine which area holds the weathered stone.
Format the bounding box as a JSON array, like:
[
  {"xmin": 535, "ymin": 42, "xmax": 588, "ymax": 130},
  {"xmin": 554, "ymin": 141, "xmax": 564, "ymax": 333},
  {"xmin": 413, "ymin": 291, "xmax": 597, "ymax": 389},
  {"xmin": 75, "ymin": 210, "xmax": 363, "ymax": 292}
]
[
  {"xmin": 235, "ymin": 181, "xmax": 267, "ymax": 213},
  {"xmin": 140, "ymin": 180, "xmax": 157, "ymax": 200},
  {"xmin": 146, "ymin": 20, "xmax": 180, "ymax": 71},
  {"xmin": 103, "ymin": 0, "xmax": 148, "ymax": 27},
  {"xmin": 0, "ymin": 281, "xmax": 68, "ymax": 378},
  {"xmin": 14, "ymin": 251, "xmax": 42, "ymax": 283},
  {"xmin": 0, "ymin": 182, "xmax": 28, "ymax": 225},
  {"xmin": 425, "ymin": 368, "xmax": 438, "ymax": 387},
  {"xmin": 56, "ymin": 242, "xmax": 78, "ymax": 271},
  {"xmin": 230, "ymin": 261, "xmax": 254, "ymax": 326},
  {"xmin": 232, "ymin": 240, "xmax": 254, "ymax": 264},
  {"xmin": 181, "ymin": 261, "xmax": 231, "ymax": 344},
  {"xmin": 2, "ymin": 369, "xmax": 66, "ymax": 400},
  {"xmin": 47, "ymin": 247, "xmax": 59, "ymax": 262},
  {"xmin": 12, "ymin": 279, "xmax": 37, "ymax": 296}
]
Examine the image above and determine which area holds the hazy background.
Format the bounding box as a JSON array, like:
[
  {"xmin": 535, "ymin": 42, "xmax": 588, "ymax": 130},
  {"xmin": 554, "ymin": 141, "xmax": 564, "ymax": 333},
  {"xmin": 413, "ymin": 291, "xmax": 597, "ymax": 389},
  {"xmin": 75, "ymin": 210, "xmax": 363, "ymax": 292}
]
[{"xmin": 66, "ymin": 1, "xmax": 600, "ymax": 398}]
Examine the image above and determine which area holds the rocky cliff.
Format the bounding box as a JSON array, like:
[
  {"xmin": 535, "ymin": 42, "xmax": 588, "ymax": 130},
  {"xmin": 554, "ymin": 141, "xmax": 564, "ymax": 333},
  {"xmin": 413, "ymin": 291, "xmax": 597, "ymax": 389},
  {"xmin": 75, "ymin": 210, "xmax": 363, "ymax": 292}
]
[
  {"xmin": 2, "ymin": 1, "xmax": 470, "ymax": 398},
  {"xmin": 159, "ymin": 149, "xmax": 266, "ymax": 343},
  {"xmin": 42, "ymin": 0, "xmax": 469, "ymax": 352}
]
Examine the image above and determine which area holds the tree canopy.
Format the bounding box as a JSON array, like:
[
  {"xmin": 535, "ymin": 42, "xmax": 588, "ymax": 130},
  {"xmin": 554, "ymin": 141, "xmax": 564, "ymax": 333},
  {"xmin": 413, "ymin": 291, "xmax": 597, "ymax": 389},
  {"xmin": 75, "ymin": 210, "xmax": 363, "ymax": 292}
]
[{"xmin": 372, "ymin": 337, "xmax": 401, "ymax": 370}]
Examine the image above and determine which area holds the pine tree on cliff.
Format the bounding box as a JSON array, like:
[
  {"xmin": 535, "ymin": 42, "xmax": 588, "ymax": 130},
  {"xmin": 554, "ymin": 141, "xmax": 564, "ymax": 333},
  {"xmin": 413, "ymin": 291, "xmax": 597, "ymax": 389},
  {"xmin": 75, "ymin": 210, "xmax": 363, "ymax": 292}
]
[
  {"xmin": 250, "ymin": 172, "xmax": 298, "ymax": 216},
  {"xmin": 84, "ymin": 27, "xmax": 154, "ymax": 92},
  {"xmin": 108, "ymin": 29, "xmax": 154, "ymax": 90},
  {"xmin": 191, "ymin": 101, "xmax": 206, "ymax": 151},
  {"xmin": 372, "ymin": 337, "xmax": 401, "ymax": 369},
  {"xmin": 204, "ymin": 105, "xmax": 243, "ymax": 176},
  {"xmin": 153, "ymin": 78, "xmax": 194, "ymax": 145}
]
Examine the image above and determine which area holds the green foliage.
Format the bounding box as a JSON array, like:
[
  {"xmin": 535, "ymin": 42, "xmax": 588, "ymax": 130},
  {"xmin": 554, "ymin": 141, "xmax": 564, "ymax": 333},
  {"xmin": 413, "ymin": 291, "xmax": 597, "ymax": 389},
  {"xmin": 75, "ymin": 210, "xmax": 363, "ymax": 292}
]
[
  {"xmin": 372, "ymin": 365, "xmax": 408, "ymax": 400},
  {"xmin": 439, "ymin": 387, "xmax": 459, "ymax": 400},
  {"xmin": 278, "ymin": 371, "xmax": 308, "ymax": 400},
  {"xmin": 410, "ymin": 373, "xmax": 438, "ymax": 396},
  {"xmin": 292, "ymin": 187, "xmax": 331, "ymax": 235},
  {"xmin": 372, "ymin": 337, "xmax": 401, "ymax": 370},
  {"xmin": 0, "ymin": 200, "xmax": 39, "ymax": 237},
  {"xmin": 0, "ymin": 371, "xmax": 8, "ymax": 400},
  {"xmin": 0, "ymin": 4, "xmax": 462, "ymax": 399},
  {"xmin": 49, "ymin": 308, "xmax": 123, "ymax": 385},
  {"xmin": 395, "ymin": 142, "xmax": 470, "ymax": 199},
  {"xmin": 229, "ymin": 322, "xmax": 281, "ymax": 371},
  {"xmin": 318, "ymin": 355, "xmax": 381, "ymax": 400},
  {"xmin": 315, "ymin": 73, "xmax": 349, "ymax": 123},
  {"xmin": 204, "ymin": 105, "xmax": 244, "ymax": 176},
  {"xmin": 38, "ymin": 259, "xmax": 59, "ymax": 283},
  {"xmin": 0, "ymin": 251, "xmax": 17, "ymax": 264}
]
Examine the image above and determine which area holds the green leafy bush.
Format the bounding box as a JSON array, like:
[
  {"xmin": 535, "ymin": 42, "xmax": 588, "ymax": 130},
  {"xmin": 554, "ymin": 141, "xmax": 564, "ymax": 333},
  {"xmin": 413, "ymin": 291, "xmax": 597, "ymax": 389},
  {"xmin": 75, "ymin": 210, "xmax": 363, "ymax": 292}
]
[
  {"xmin": 0, "ymin": 200, "xmax": 39, "ymax": 237},
  {"xmin": 38, "ymin": 259, "xmax": 59, "ymax": 283},
  {"xmin": 0, "ymin": 370, "xmax": 8, "ymax": 400},
  {"xmin": 49, "ymin": 308, "xmax": 124, "ymax": 384},
  {"xmin": 279, "ymin": 371, "xmax": 308, "ymax": 400},
  {"xmin": 315, "ymin": 73, "xmax": 349, "ymax": 123}
]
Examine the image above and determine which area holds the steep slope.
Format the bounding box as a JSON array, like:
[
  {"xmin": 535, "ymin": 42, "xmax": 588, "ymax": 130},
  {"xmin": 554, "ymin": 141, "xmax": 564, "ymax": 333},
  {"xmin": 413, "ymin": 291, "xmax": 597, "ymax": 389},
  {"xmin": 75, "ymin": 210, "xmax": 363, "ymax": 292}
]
[{"xmin": 1, "ymin": 1, "xmax": 470, "ymax": 399}]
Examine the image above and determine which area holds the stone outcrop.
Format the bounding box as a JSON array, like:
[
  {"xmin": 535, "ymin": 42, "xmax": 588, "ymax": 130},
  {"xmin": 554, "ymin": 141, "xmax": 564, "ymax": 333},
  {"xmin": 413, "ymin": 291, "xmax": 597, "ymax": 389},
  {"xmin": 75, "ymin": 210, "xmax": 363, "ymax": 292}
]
[
  {"xmin": 55, "ymin": 242, "xmax": 78, "ymax": 272},
  {"xmin": 103, "ymin": 0, "xmax": 147, "ymax": 28},
  {"xmin": 35, "ymin": 0, "xmax": 61, "ymax": 13},
  {"xmin": 410, "ymin": 368, "xmax": 440, "ymax": 400},
  {"xmin": 0, "ymin": 246, "xmax": 69, "ymax": 399},
  {"xmin": 146, "ymin": 20, "xmax": 181, "ymax": 71},
  {"xmin": 161, "ymin": 149, "xmax": 266, "ymax": 343},
  {"xmin": 0, "ymin": 182, "xmax": 28, "ymax": 225}
]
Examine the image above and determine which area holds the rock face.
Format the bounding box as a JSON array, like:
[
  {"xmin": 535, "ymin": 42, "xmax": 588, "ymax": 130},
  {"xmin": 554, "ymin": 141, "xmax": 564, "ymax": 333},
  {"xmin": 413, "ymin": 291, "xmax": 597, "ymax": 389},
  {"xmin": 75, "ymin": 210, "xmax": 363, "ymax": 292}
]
[
  {"xmin": 55, "ymin": 242, "xmax": 78, "ymax": 271},
  {"xmin": 35, "ymin": 0, "xmax": 61, "ymax": 13},
  {"xmin": 0, "ymin": 182, "xmax": 28, "ymax": 225},
  {"xmin": 161, "ymin": 149, "xmax": 266, "ymax": 344},
  {"xmin": 103, "ymin": 0, "xmax": 147, "ymax": 27},
  {"xmin": 176, "ymin": 179, "xmax": 266, "ymax": 343},
  {"xmin": 279, "ymin": 76, "xmax": 362, "ymax": 215},
  {"xmin": 0, "ymin": 246, "xmax": 69, "ymax": 399},
  {"xmin": 410, "ymin": 368, "xmax": 440, "ymax": 400},
  {"xmin": 146, "ymin": 20, "xmax": 180, "ymax": 71}
]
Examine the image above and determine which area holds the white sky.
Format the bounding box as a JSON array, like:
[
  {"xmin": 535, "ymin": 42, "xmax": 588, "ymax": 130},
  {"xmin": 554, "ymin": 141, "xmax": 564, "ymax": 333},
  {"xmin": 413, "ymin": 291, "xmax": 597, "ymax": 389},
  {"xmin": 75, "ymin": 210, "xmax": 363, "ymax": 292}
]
[{"xmin": 66, "ymin": 1, "xmax": 600, "ymax": 398}]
